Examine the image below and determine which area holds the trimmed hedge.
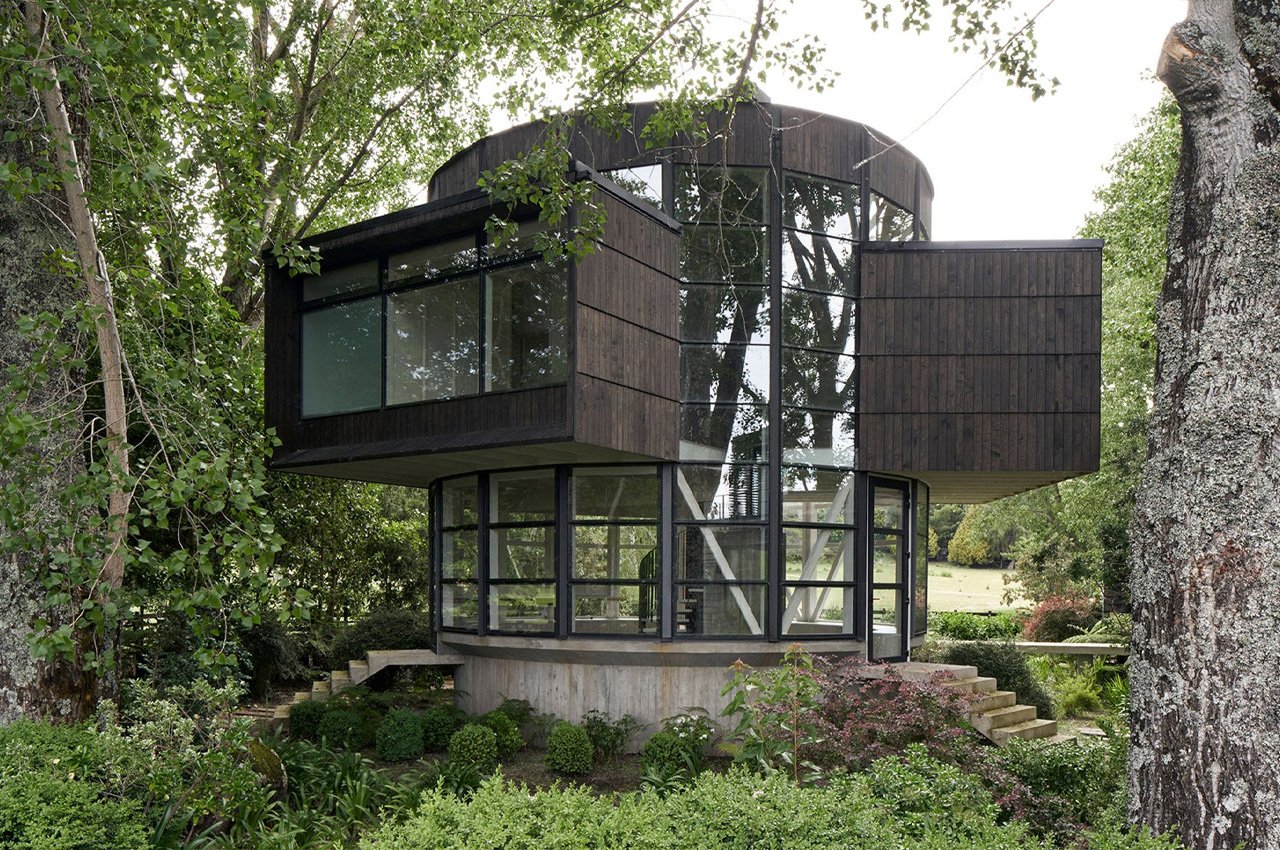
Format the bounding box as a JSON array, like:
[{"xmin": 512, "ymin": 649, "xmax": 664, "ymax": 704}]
[
  {"xmin": 288, "ymin": 700, "xmax": 328, "ymax": 742},
  {"xmin": 545, "ymin": 722, "xmax": 593, "ymax": 776},
  {"xmin": 377, "ymin": 708, "xmax": 425, "ymax": 762},
  {"xmin": 448, "ymin": 724, "xmax": 498, "ymax": 774}
]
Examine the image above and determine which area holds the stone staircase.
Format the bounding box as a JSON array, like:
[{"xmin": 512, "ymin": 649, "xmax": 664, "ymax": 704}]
[
  {"xmin": 271, "ymin": 648, "xmax": 464, "ymax": 723},
  {"xmin": 889, "ymin": 661, "xmax": 1070, "ymax": 746}
]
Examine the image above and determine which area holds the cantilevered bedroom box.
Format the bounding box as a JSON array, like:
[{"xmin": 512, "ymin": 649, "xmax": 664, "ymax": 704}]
[{"xmin": 265, "ymin": 101, "xmax": 1100, "ymax": 724}]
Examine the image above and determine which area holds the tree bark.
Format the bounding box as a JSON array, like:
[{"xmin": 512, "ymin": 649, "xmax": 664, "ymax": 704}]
[{"xmin": 1129, "ymin": 3, "xmax": 1280, "ymax": 848}]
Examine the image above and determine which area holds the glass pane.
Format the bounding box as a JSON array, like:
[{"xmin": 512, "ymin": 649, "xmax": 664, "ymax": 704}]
[
  {"xmin": 572, "ymin": 525, "xmax": 658, "ymax": 580},
  {"xmin": 782, "ymin": 584, "xmax": 855, "ymax": 636},
  {"xmin": 782, "ymin": 349, "xmax": 853, "ymax": 411},
  {"xmin": 485, "ymin": 259, "xmax": 568, "ymax": 392},
  {"xmin": 489, "ymin": 583, "xmax": 555, "ymax": 633},
  {"xmin": 680, "ymin": 404, "xmax": 767, "ymax": 464},
  {"xmin": 673, "ymin": 582, "xmax": 766, "ymax": 636},
  {"xmin": 440, "ymin": 477, "xmax": 478, "ymax": 527},
  {"xmin": 674, "ymin": 166, "xmax": 767, "ymax": 224},
  {"xmin": 873, "ymin": 533, "xmax": 903, "ymax": 585},
  {"xmin": 782, "ymin": 231, "xmax": 855, "ymax": 295},
  {"xmin": 871, "ymin": 587, "xmax": 904, "ymax": 658},
  {"xmin": 490, "ymin": 526, "xmax": 555, "ymax": 579},
  {"xmin": 441, "ymin": 582, "xmax": 478, "ymax": 630},
  {"xmin": 873, "ymin": 486, "xmax": 907, "ymax": 531},
  {"xmin": 782, "ymin": 526, "xmax": 854, "ymax": 583},
  {"xmin": 679, "ymin": 284, "xmax": 769, "ymax": 345},
  {"xmin": 782, "ymin": 467, "xmax": 854, "ymax": 524},
  {"xmin": 573, "ymin": 467, "xmax": 658, "ymax": 521},
  {"xmin": 603, "ymin": 165, "xmax": 663, "ymax": 210},
  {"xmin": 491, "ymin": 469, "xmax": 556, "ymax": 522},
  {"xmin": 386, "ymin": 278, "xmax": 480, "ymax": 404},
  {"xmin": 440, "ymin": 529, "xmax": 478, "ymax": 580},
  {"xmin": 782, "ymin": 289, "xmax": 855, "ymax": 355},
  {"xmin": 680, "ymin": 343, "xmax": 769, "ymax": 404},
  {"xmin": 572, "ymin": 584, "xmax": 659, "ymax": 636},
  {"xmin": 784, "ymin": 174, "xmax": 858, "ymax": 238},
  {"xmin": 486, "ymin": 218, "xmax": 559, "ymax": 260},
  {"xmin": 680, "ymin": 225, "xmax": 767, "ymax": 283},
  {"xmin": 869, "ymin": 193, "xmax": 915, "ymax": 242},
  {"xmin": 675, "ymin": 465, "xmax": 766, "ymax": 522},
  {"xmin": 674, "ymin": 525, "xmax": 766, "ymax": 581},
  {"xmin": 302, "ymin": 260, "xmax": 379, "ymax": 303},
  {"xmin": 388, "ymin": 236, "xmax": 479, "ymax": 284},
  {"xmin": 915, "ymin": 483, "xmax": 929, "ymax": 636},
  {"xmin": 782, "ymin": 408, "xmax": 855, "ymax": 467},
  {"xmin": 301, "ymin": 297, "xmax": 382, "ymax": 416}
]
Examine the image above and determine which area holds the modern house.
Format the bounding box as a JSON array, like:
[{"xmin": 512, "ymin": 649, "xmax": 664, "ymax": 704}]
[{"xmin": 265, "ymin": 100, "xmax": 1101, "ymax": 725}]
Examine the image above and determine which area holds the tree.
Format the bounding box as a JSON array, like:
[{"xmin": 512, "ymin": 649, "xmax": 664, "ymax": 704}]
[{"xmin": 1128, "ymin": 5, "xmax": 1280, "ymax": 848}]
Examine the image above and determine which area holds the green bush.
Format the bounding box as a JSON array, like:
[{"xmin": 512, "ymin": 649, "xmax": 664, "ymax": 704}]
[
  {"xmin": 942, "ymin": 640, "xmax": 1056, "ymax": 720},
  {"xmin": 317, "ymin": 708, "xmax": 369, "ymax": 749},
  {"xmin": 1021, "ymin": 594, "xmax": 1100, "ymax": 642},
  {"xmin": 289, "ymin": 700, "xmax": 328, "ymax": 742},
  {"xmin": 1056, "ymin": 675, "xmax": 1103, "ymax": 718},
  {"xmin": 932, "ymin": 610, "xmax": 1023, "ymax": 641},
  {"xmin": 998, "ymin": 736, "xmax": 1127, "ymax": 835},
  {"xmin": 862, "ymin": 743, "xmax": 1001, "ymax": 840},
  {"xmin": 421, "ymin": 705, "xmax": 466, "ymax": 752},
  {"xmin": 545, "ymin": 722, "xmax": 594, "ymax": 776},
  {"xmin": 377, "ymin": 708, "xmax": 426, "ymax": 762},
  {"xmin": 479, "ymin": 710, "xmax": 524, "ymax": 760},
  {"xmin": 447, "ymin": 724, "xmax": 498, "ymax": 774},
  {"xmin": 493, "ymin": 698, "xmax": 535, "ymax": 728},
  {"xmin": 580, "ymin": 709, "xmax": 641, "ymax": 762},
  {"xmin": 640, "ymin": 730, "xmax": 694, "ymax": 774},
  {"xmin": 329, "ymin": 608, "xmax": 433, "ymax": 665},
  {"xmin": 0, "ymin": 773, "xmax": 151, "ymax": 850}
]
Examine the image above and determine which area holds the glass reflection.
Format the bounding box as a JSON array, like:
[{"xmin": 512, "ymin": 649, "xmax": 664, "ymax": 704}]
[
  {"xmin": 679, "ymin": 284, "xmax": 769, "ymax": 345},
  {"xmin": 784, "ymin": 173, "xmax": 858, "ymax": 238},
  {"xmin": 782, "ymin": 349, "xmax": 854, "ymax": 411},
  {"xmin": 440, "ymin": 529, "xmax": 477, "ymax": 579},
  {"xmin": 782, "ymin": 231, "xmax": 855, "ymax": 294},
  {"xmin": 782, "ymin": 289, "xmax": 855, "ymax": 356},
  {"xmin": 781, "ymin": 467, "xmax": 855, "ymax": 525},
  {"xmin": 782, "ymin": 408, "xmax": 855, "ymax": 467},
  {"xmin": 573, "ymin": 525, "xmax": 658, "ymax": 580},
  {"xmin": 782, "ymin": 584, "xmax": 855, "ymax": 635},
  {"xmin": 681, "ymin": 226, "xmax": 767, "ymax": 283},
  {"xmin": 573, "ymin": 585, "xmax": 658, "ymax": 635},
  {"xmin": 485, "ymin": 259, "xmax": 568, "ymax": 392},
  {"xmin": 602, "ymin": 165, "xmax": 663, "ymax": 210},
  {"xmin": 301, "ymin": 297, "xmax": 382, "ymax": 416},
  {"xmin": 388, "ymin": 236, "xmax": 479, "ymax": 285},
  {"xmin": 869, "ymin": 192, "xmax": 915, "ymax": 242},
  {"xmin": 441, "ymin": 581, "xmax": 478, "ymax": 629},
  {"xmin": 302, "ymin": 260, "xmax": 379, "ymax": 303},
  {"xmin": 679, "ymin": 404, "xmax": 767, "ymax": 463},
  {"xmin": 782, "ymin": 527, "xmax": 854, "ymax": 583},
  {"xmin": 674, "ymin": 525, "xmax": 767, "ymax": 582},
  {"xmin": 490, "ymin": 469, "xmax": 555, "ymax": 522},
  {"xmin": 441, "ymin": 477, "xmax": 478, "ymax": 527},
  {"xmin": 674, "ymin": 166, "xmax": 767, "ymax": 224},
  {"xmin": 675, "ymin": 465, "xmax": 766, "ymax": 522},
  {"xmin": 573, "ymin": 467, "xmax": 659, "ymax": 521},
  {"xmin": 490, "ymin": 526, "xmax": 554, "ymax": 579},
  {"xmin": 490, "ymin": 583, "xmax": 556, "ymax": 633},
  {"xmin": 386, "ymin": 278, "xmax": 480, "ymax": 404},
  {"xmin": 680, "ymin": 343, "xmax": 769, "ymax": 405}
]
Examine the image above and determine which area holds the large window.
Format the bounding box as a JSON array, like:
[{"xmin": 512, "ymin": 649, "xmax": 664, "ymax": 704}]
[
  {"xmin": 297, "ymin": 221, "xmax": 567, "ymax": 417},
  {"xmin": 439, "ymin": 477, "xmax": 479, "ymax": 630},
  {"xmin": 488, "ymin": 470, "xmax": 557, "ymax": 634},
  {"xmin": 571, "ymin": 467, "xmax": 660, "ymax": 635},
  {"xmin": 781, "ymin": 467, "xmax": 857, "ymax": 637}
]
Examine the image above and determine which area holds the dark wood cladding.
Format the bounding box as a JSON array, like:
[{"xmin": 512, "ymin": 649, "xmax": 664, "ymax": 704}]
[
  {"xmin": 859, "ymin": 243, "xmax": 1101, "ymax": 478},
  {"xmin": 575, "ymin": 377, "xmax": 679, "ymax": 461},
  {"xmin": 428, "ymin": 101, "xmax": 934, "ymax": 236}
]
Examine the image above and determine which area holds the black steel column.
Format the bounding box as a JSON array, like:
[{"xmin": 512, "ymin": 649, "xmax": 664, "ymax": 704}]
[
  {"xmin": 766, "ymin": 122, "xmax": 784, "ymax": 643},
  {"xmin": 556, "ymin": 465, "xmax": 572, "ymax": 639},
  {"xmin": 659, "ymin": 463, "xmax": 675, "ymax": 642},
  {"xmin": 476, "ymin": 474, "xmax": 490, "ymax": 636}
]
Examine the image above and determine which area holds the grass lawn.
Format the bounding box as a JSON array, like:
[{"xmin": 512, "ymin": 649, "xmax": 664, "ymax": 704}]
[{"xmin": 928, "ymin": 561, "xmax": 1027, "ymax": 612}]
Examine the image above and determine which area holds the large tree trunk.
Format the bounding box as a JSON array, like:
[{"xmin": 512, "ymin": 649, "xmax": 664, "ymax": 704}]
[{"xmin": 1129, "ymin": 3, "xmax": 1280, "ymax": 848}]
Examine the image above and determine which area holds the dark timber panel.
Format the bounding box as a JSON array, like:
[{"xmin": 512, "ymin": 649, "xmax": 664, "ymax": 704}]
[
  {"xmin": 575, "ymin": 376, "xmax": 678, "ymax": 460},
  {"xmin": 859, "ymin": 243, "xmax": 1102, "ymax": 489},
  {"xmin": 867, "ymin": 137, "xmax": 918, "ymax": 212},
  {"xmin": 576, "ymin": 307, "xmax": 678, "ymax": 399}
]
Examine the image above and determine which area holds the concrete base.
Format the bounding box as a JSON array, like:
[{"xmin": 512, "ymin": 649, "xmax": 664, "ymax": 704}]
[{"xmin": 440, "ymin": 633, "xmax": 868, "ymax": 738}]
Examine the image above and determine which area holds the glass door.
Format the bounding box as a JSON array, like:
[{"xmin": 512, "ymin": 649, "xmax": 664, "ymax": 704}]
[{"xmin": 867, "ymin": 478, "xmax": 910, "ymax": 662}]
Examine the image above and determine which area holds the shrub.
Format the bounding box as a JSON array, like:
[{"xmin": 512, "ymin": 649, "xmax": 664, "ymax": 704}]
[
  {"xmin": 421, "ymin": 705, "xmax": 466, "ymax": 752},
  {"xmin": 580, "ymin": 709, "xmax": 641, "ymax": 762},
  {"xmin": 288, "ymin": 700, "xmax": 328, "ymax": 742},
  {"xmin": 0, "ymin": 773, "xmax": 150, "ymax": 850},
  {"xmin": 862, "ymin": 743, "xmax": 1002, "ymax": 840},
  {"xmin": 1056, "ymin": 675, "xmax": 1103, "ymax": 718},
  {"xmin": 932, "ymin": 610, "xmax": 1023, "ymax": 641},
  {"xmin": 479, "ymin": 710, "xmax": 525, "ymax": 760},
  {"xmin": 493, "ymin": 698, "xmax": 535, "ymax": 728},
  {"xmin": 448, "ymin": 724, "xmax": 498, "ymax": 774},
  {"xmin": 1021, "ymin": 594, "xmax": 1100, "ymax": 642},
  {"xmin": 640, "ymin": 730, "xmax": 694, "ymax": 774},
  {"xmin": 377, "ymin": 708, "xmax": 426, "ymax": 762},
  {"xmin": 329, "ymin": 608, "xmax": 433, "ymax": 665},
  {"xmin": 998, "ymin": 735, "xmax": 1126, "ymax": 837},
  {"xmin": 942, "ymin": 640, "xmax": 1056, "ymax": 720},
  {"xmin": 317, "ymin": 708, "xmax": 369, "ymax": 749},
  {"xmin": 545, "ymin": 722, "xmax": 594, "ymax": 775}
]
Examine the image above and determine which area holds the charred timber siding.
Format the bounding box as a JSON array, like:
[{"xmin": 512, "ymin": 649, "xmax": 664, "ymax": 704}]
[{"xmin": 858, "ymin": 242, "xmax": 1102, "ymax": 475}]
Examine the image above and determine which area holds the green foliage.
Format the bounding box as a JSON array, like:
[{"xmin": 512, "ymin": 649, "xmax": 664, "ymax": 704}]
[
  {"xmin": 545, "ymin": 722, "xmax": 594, "ymax": 776},
  {"xmin": 317, "ymin": 709, "xmax": 369, "ymax": 750},
  {"xmin": 493, "ymin": 698, "xmax": 535, "ymax": 729},
  {"xmin": 329, "ymin": 609, "xmax": 433, "ymax": 666},
  {"xmin": 479, "ymin": 710, "xmax": 525, "ymax": 760},
  {"xmin": 376, "ymin": 708, "xmax": 426, "ymax": 763},
  {"xmin": 931, "ymin": 610, "xmax": 1023, "ymax": 641},
  {"xmin": 942, "ymin": 641, "xmax": 1056, "ymax": 720},
  {"xmin": 862, "ymin": 743, "xmax": 1002, "ymax": 841},
  {"xmin": 580, "ymin": 709, "xmax": 642, "ymax": 763},
  {"xmin": 424, "ymin": 760, "xmax": 484, "ymax": 800},
  {"xmin": 421, "ymin": 706, "xmax": 466, "ymax": 753},
  {"xmin": 447, "ymin": 724, "xmax": 498, "ymax": 774},
  {"xmin": 721, "ymin": 647, "xmax": 824, "ymax": 782},
  {"xmin": 289, "ymin": 700, "xmax": 328, "ymax": 743},
  {"xmin": 0, "ymin": 773, "xmax": 150, "ymax": 850},
  {"xmin": 1022, "ymin": 594, "xmax": 1100, "ymax": 642},
  {"xmin": 640, "ymin": 730, "xmax": 692, "ymax": 775},
  {"xmin": 997, "ymin": 735, "xmax": 1128, "ymax": 837}
]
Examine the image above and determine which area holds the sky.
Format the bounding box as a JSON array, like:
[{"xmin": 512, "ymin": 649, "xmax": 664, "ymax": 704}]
[{"xmin": 711, "ymin": 0, "xmax": 1188, "ymax": 240}]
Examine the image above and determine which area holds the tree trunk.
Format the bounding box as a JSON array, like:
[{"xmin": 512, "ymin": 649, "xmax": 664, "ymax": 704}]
[{"xmin": 1129, "ymin": 3, "xmax": 1280, "ymax": 847}]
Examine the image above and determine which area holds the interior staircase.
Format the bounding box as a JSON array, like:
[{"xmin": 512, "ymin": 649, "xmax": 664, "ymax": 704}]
[
  {"xmin": 271, "ymin": 648, "xmax": 464, "ymax": 724},
  {"xmin": 884, "ymin": 661, "xmax": 1072, "ymax": 746}
]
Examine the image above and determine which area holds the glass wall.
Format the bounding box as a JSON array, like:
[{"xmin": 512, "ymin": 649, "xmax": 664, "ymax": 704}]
[
  {"xmin": 488, "ymin": 469, "xmax": 557, "ymax": 634},
  {"xmin": 297, "ymin": 220, "xmax": 567, "ymax": 417},
  {"xmin": 571, "ymin": 467, "xmax": 660, "ymax": 635},
  {"xmin": 439, "ymin": 477, "xmax": 479, "ymax": 629}
]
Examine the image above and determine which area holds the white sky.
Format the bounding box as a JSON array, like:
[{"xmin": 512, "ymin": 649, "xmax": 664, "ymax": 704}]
[{"xmin": 716, "ymin": 0, "xmax": 1188, "ymax": 239}]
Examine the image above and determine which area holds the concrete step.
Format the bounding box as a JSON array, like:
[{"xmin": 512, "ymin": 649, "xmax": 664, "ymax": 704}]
[
  {"xmin": 941, "ymin": 675, "xmax": 997, "ymax": 694},
  {"xmin": 293, "ymin": 691, "xmax": 312, "ymax": 704},
  {"xmin": 969, "ymin": 690, "xmax": 1017, "ymax": 713},
  {"xmin": 311, "ymin": 679, "xmax": 331, "ymax": 698},
  {"xmin": 1046, "ymin": 734, "xmax": 1078, "ymax": 745},
  {"xmin": 991, "ymin": 718, "xmax": 1059, "ymax": 745},
  {"xmin": 971, "ymin": 704, "xmax": 1038, "ymax": 736},
  {"xmin": 272, "ymin": 704, "xmax": 293, "ymax": 721},
  {"xmin": 348, "ymin": 660, "xmax": 370, "ymax": 684},
  {"xmin": 330, "ymin": 670, "xmax": 351, "ymax": 694}
]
